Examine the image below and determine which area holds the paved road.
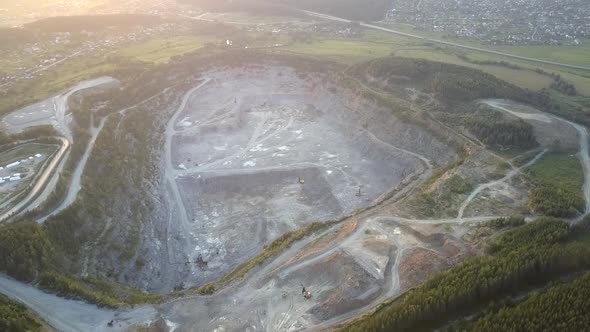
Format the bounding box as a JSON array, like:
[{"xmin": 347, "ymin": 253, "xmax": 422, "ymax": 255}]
[{"xmin": 303, "ymin": 11, "xmax": 590, "ymax": 72}]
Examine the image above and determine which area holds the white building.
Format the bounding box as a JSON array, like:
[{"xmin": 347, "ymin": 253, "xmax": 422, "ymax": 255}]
[{"xmin": 6, "ymin": 161, "xmax": 20, "ymax": 168}]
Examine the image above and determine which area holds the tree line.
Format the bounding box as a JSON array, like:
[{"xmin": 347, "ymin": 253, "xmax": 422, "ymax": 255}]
[
  {"xmin": 461, "ymin": 272, "xmax": 590, "ymax": 331},
  {"xmin": 440, "ymin": 108, "xmax": 538, "ymax": 149},
  {"xmin": 0, "ymin": 295, "xmax": 41, "ymax": 332}
]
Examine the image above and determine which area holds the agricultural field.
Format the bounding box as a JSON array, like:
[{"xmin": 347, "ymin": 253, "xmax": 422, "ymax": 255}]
[
  {"xmin": 115, "ymin": 36, "xmax": 215, "ymax": 64},
  {"xmin": 280, "ymin": 39, "xmax": 399, "ymax": 63},
  {"xmin": 278, "ymin": 30, "xmax": 590, "ymax": 95},
  {"xmin": 375, "ymin": 23, "xmax": 590, "ymax": 68},
  {"xmin": 495, "ymin": 42, "xmax": 590, "ymax": 68}
]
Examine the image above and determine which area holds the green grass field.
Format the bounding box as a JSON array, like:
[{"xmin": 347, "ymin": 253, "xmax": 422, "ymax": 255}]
[
  {"xmin": 280, "ymin": 39, "xmax": 399, "ymax": 63},
  {"xmin": 495, "ymin": 42, "xmax": 590, "ymax": 68},
  {"xmin": 280, "ymin": 39, "xmax": 556, "ymax": 91},
  {"xmin": 116, "ymin": 36, "xmax": 213, "ymax": 64},
  {"xmin": 527, "ymin": 153, "xmax": 584, "ymax": 195},
  {"xmin": 374, "ymin": 23, "xmax": 590, "ymax": 67},
  {"xmin": 278, "ymin": 28, "xmax": 590, "ymax": 98}
]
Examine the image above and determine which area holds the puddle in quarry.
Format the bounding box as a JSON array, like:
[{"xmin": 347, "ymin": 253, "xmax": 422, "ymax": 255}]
[{"xmin": 159, "ymin": 65, "xmax": 450, "ymax": 291}]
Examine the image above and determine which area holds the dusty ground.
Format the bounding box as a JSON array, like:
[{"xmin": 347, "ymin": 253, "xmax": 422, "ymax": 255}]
[{"xmin": 154, "ymin": 66, "xmax": 450, "ymax": 290}]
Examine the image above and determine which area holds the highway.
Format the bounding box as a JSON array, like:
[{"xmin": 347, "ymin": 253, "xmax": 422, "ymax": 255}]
[{"xmin": 303, "ymin": 11, "xmax": 590, "ymax": 72}]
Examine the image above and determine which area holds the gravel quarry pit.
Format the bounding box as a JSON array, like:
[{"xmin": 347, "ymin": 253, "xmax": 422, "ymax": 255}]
[
  {"xmin": 154, "ymin": 215, "xmax": 472, "ymax": 332},
  {"xmin": 162, "ymin": 65, "xmax": 450, "ymax": 289}
]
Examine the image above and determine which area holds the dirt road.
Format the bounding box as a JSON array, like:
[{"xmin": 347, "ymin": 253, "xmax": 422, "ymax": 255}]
[
  {"xmin": 0, "ymin": 77, "xmax": 117, "ymax": 222},
  {"xmin": 483, "ymin": 99, "xmax": 590, "ymax": 221},
  {"xmin": 37, "ymin": 117, "xmax": 108, "ymax": 223},
  {"xmin": 457, "ymin": 149, "xmax": 548, "ymax": 219},
  {"xmin": 0, "ymin": 273, "xmax": 159, "ymax": 332},
  {"xmin": 0, "ymin": 137, "xmax": 70, "ymax": 223}
]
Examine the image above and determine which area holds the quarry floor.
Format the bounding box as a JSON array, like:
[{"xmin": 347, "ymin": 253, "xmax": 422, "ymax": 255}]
[{"xmin": 156, "ymin": 66, "xmax": 449, "ymax": 292}]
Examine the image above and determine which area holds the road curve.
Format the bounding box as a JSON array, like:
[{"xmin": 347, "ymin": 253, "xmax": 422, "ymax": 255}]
[
  {"xmin": 0, "ymin": 137, "xmax": 70, "ymax": 223},
  {"xmin": 457, "ymin": 149, "xmax": 548, "ymax": 219},
  {"xmin": 0, "ymin": 273, "xmax": 157, "ymax": 332},
  {"xmin": 483, "ymin": 99, "xmax": 590, "ymax": 221},
  {"xmin": 303, "ymin": 11, "xmax": 590, "ymax": 72},
  {"xmin": 0, "ymin": 77, "xmax": 118, "ymax": 223}
]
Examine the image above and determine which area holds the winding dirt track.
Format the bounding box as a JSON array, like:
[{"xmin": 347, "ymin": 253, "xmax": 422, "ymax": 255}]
[
  {"xmin": 457, "ymin": 149, "xmax": 548, "ymax": 219},
  {"xmin": 0, "ymin": 77, "xmax": 117, "ymax": 223},
  {"xmin": 483, "ymin": 99, "xmax": 590, "ymax": 220}
]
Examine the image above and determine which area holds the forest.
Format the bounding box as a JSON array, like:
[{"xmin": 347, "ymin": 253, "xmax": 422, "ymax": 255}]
[
  {"xmin": 526, "ymin": 154, "xmax": 585, "ymax": 218},
  {"xmin": 342, "ymin": 217, "xmax": 590, "ymax": 332},
  {"xmin": 0, "ymin": 295, "xmax": 40, "ymax": 332},
  {"xmin": 439, "ymin": 108, "xmax": 537, "ymax": 149},
  {"xmin": 358, "ymin": 58, "xmax": 539, "ymax": 102},
  {"xmin": 0, "ymin": 221, "xmax": 56, "ymax": 283},
  {"xmin": 351, "ymin": 55, "xmax": 590, "ymax": 127},
  {"xmin": 528, "ymin": 185, "xmax": 585, "ymax": 218},
  {"xmin": 459, "ymin": 272, "xmax": 590, "ymax": 331}
]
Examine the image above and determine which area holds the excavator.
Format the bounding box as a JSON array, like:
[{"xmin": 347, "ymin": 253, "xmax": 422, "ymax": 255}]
[{"xmin": 302, "ymin": 285, "xmax": 312, "ymax": 300}]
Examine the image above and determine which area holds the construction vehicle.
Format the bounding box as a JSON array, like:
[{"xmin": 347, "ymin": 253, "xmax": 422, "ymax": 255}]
[{"xmin": 302, "ymin": 286, "xmax": 312, "ymax": 300}]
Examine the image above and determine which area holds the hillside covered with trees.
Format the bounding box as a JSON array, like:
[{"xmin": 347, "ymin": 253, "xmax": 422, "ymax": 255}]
[
  {"xmin": 0, "ymin": 295, "xmax": 41, "ymax": 332},
  {"xmin": 439, "ymin": 108, "xmax": 538, "ymax": 149},
  {"xmin": 463, "ymin": 272, "xmax": 590, "ymax": 331}
]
